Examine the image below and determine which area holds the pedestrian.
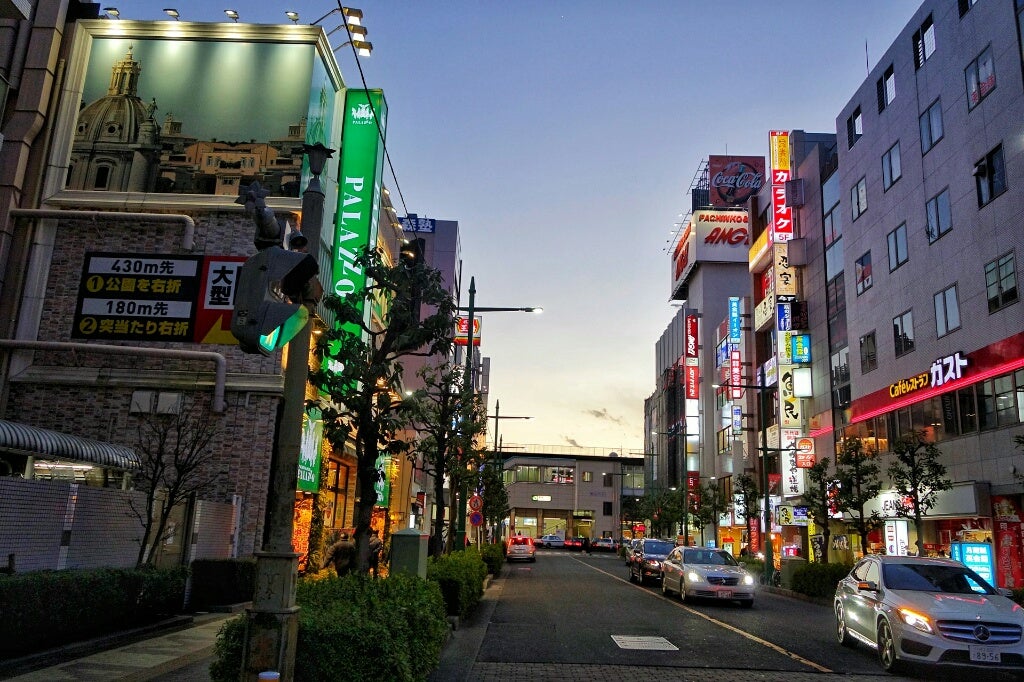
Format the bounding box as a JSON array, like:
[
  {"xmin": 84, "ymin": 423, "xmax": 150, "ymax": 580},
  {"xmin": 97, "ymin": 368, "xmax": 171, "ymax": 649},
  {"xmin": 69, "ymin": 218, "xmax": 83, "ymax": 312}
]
[
  {"xmin": 325, "ymin": 532, "xmax": 356, "ymax": 577},
  {"xmin": 288, "ymin": 231, "xmax": 308, "ymax": 252},
  {"xmin": 368, "ymin": 530, "xmax": 383, "ymax": 577},
  {"xmin": 582, "ymin": 536, "xmax": 591, "ymax": 555}
]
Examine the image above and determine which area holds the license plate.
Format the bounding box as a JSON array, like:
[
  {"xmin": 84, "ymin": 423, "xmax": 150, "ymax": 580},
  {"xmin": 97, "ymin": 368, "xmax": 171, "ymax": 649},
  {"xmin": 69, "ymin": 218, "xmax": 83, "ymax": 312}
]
[
  {"xmin": 969, "ymin": 646, "xmax": 1001, "ymax": 663},
  {"xmin": 717, "ymin": 590, "xmax": 733, "ymax": 599}
]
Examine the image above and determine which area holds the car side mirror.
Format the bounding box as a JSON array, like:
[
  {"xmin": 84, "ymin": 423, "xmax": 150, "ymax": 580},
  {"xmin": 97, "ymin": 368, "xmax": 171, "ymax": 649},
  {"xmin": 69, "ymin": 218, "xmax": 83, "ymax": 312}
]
[{"xmin": 856, "ymin": 580, "xmax": 878, "ymax": 592}]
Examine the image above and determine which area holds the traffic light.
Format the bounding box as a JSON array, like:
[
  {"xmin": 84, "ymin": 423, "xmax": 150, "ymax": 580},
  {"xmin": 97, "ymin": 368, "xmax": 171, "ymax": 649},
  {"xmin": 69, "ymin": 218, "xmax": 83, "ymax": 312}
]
[{"xmin": 231, "ymin": 246, "xmax": 319, "ymax": 355}]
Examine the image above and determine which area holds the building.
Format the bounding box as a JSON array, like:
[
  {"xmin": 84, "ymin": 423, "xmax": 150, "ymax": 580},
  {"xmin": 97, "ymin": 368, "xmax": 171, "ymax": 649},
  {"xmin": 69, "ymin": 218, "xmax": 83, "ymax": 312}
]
[{"xmin": 503, "ymin": 449, "xmax": 644, "ymax": 541}]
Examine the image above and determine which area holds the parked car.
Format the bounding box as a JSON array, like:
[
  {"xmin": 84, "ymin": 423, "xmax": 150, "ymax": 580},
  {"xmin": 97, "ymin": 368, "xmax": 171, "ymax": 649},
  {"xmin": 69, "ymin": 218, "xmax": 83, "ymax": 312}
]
[
  {"xmin": 628, "ymin": 538, "xmax": 675, "ymax": 585},
  {"xmin": 834, "ymin": 555, "xmax": 1024, "ymax": 675},
  {"xmin": 537, "ymin": 534, "xmax": 565, "ymax": 549},
  {"xmin": 661, "ymin": 546, "xmax": 755, "ymax": 608},
  {"xmin": 592, "ymin": 537, "xmax": 617, "ymax": 552},
  {"xmin": 506, "ymin": 535, "xmax": 536, "ymax": 562},
  {"xmin": 624, "ymin": 538, "xmax": 642, "ymax": 565},
  {"xmin": 564, "ymin": 537, "xmax": 585, "ymax": 551}
]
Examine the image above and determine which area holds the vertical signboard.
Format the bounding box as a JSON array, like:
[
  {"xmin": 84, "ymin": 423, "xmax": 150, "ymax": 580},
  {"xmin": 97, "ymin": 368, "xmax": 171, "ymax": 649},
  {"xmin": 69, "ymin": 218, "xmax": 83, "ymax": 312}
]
[
  {"xmin": 773, "ymin": 243, "xmax": 797, "ymax": 299},
  {"xmin": 769, "ymin": 130, "xmax": 792, "ymax": 243},
  {"xmin": 779, "ymin": 365, "xmax": 803, "ymax": 428},
  {"xmin": 329, "ymin": 89, "xmax": 388, "ymax": 365},
  {"xmin": 685, "ymin": 314, "xmax": 699, "ymax": 399},
  {"xmin": 780, "ymin": 428, "xmax": 804, "ymax": 497},
  {"xmin": 374, "ymin": 453, "xmax": 391, "ymax": 507},
  {"xmin": 297, "ymin": 411, "xmax": 324, "ymax": 493}
]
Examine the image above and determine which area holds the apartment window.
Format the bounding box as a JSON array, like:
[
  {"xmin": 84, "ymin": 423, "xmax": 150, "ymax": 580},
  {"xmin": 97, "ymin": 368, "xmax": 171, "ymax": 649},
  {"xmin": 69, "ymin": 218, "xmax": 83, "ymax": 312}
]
[
  {"xmin": 881, "ymin": 143, "xmax": 902, "ymax": 191},
  {"xmin": 926, "ymin": 188, "xmax": 952, "ymax": 243},
  {"xmin": 913, "ymin": 15, "xmax": 936, "ymax": 69},
  {"xmin": 976, "ymin": 144, "xmax": 1007, "ymax": 207},
  {"xmin": 855, "ymin": 252, "xmax": 873, "ymax": 294},
  {"xmin": 959, "ymin": 0, "xmax": 980, "ymax": 16},
  {"xmin": 888, "ymin": 223, "xmax": 908, "ymax": 271},
  {"xmin": 877, "ymin": 65, "xmax": 896, "ymax": 112},
  {"xmin": 603, "ymin": 501, "xmax": 613, "ymax": 516},
  {"xmin": 582, "ymin": 471, "xmax": 593, "ymax": 482},
  {"xmin": 893, "ymin": 310, "xmax": 915, "ymax": 356},
  {"xmin": 602, "ymin": 473, "xmax": 613, "ymax": 487},
  {"xmin": 860, "ymin": 331, "xmax": 878, "ymax": 374},
  {"xmin": 919, "ymin": 99, "xmax": 944, "ymax": 153},
  {"xmin": 934, "ymin": 284, "xmax": 961, "ymax": 337},
  {"xmin": 851, "ymin": 176, "xmax": 867, "ymax": 221},
  {"xmin": 966, "ymin": 45, "xmax": 996, "ymax": 109},
  {"xmin": 986, "ymin": 252, "xmax": 1018, "ymax": 312},
  {"xmin": 847, "ymin": 107, "xmax": 863, "ymax": 148}
]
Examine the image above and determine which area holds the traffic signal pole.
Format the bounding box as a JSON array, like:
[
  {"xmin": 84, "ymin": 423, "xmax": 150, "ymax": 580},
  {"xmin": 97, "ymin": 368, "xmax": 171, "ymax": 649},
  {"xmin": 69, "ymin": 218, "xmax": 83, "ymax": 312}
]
[{"xmin": 242, "ymin": 145, "xmax": 332, "ymax": 681}]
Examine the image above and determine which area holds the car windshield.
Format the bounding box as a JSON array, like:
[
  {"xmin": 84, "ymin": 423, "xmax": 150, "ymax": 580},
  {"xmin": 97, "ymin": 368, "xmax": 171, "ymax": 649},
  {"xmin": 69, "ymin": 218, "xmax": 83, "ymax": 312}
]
[
  {"xmin": 882, "ymin": 562, "xmax": 997, "ymax": 595},
  {"xmin": 683, "ymin": 549, "xmax": 738, "ymax": 566},
  {"xmin": 644, "ymin": 541, "xmax": 674, "ymax": 555}
]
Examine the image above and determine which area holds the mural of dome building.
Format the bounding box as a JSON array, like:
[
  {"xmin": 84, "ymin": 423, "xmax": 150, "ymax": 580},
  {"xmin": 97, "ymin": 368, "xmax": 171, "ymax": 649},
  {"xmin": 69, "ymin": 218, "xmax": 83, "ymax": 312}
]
[{"xmin": 66, "ymin": 47, "xmax": 162, "ymax": 192}]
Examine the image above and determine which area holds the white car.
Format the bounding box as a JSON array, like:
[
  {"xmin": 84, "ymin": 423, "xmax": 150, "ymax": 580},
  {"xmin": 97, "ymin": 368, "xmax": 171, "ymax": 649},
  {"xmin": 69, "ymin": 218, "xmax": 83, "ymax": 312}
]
[
  {"xmin": 661, "ymin": 546, "xmax": 756, "ymax": 608},
  {"xmin": 537, "ymin": 534, "xmax": 565, "ymax": 549},
  {"xmin": 834, "ymin": 555, "xmax": 1024, "ymax": 675},
  {"xmin": 506, "ymin": 535, "xmax": 536, "ymax": 562}
]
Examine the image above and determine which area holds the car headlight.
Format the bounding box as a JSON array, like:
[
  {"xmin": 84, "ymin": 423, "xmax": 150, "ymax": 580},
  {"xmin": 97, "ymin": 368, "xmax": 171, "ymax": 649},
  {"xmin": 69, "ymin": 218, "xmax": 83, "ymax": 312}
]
[
  {"xmin": 897, "ymin": 607, "xmax": 934, "ymax": 634},
  {"xmin": 743, "ymin": 574, "xmax": 755, "ymax": 586},
  {"xmin": 686, "ymin": 571, "xmax": 702, "ymax": 582}
]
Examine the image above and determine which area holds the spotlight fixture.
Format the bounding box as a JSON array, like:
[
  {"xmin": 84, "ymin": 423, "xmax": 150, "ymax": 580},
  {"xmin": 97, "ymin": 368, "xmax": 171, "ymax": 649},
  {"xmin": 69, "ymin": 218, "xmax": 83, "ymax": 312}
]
[
  {"xmin": 224, "ymin": 9, "xmax": 238, "ymax": 22},
  {"xmin": 163, "ymin": 8, "xmax": 179, "ymax": 20},
  {"xmin": 103, "ymin": 6, "xmax": 120, "ymax": 19},
  {"xmin": 285, "ymin": 11, "xmax": 299, "ymax": 23}
]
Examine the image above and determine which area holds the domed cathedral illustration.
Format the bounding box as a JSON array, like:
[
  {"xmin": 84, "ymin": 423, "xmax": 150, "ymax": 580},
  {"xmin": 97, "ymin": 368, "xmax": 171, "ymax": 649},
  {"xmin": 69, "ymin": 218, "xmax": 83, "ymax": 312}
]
[{"xmin": 66, "ymin": 47, "xmax": 162, "ymax": 192}]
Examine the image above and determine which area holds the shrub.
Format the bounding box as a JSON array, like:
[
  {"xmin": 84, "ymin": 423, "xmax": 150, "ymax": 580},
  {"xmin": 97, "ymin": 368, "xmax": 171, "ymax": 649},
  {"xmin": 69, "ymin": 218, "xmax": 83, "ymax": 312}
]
[
  {"xmin": 479, "ymin": 542, "xmax": 504, "ymax": 575},
  {"xmin": 790, "ymin": 561, "xmax": 852, "ymax": 599},
  {"xmin": 426, "ymin": 549, "xmax": 487, "ymax": 620},
  {"xmin": 0, "ymin": 566, "xmax": 187, "ymax": 658},
  {"xmin": 211, "ymin": 573, "xmax": 447, "ymax": 682},
  {"xmin": 189, "ymin": 559, "xmax": 256, "ymax": 610},
  {"xmin": 1012, "ymin": 588, "xmax": 1024, "ymax": 607}
]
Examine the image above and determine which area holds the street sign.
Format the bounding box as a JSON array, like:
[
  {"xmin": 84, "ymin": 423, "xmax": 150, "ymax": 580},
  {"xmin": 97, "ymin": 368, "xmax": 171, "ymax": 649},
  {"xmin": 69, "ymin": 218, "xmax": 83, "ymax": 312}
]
[
  {"xmin": 469, "ymin": 494, "xmax": 483, "ymax": 511},
  {"xmin": 469, "ymin": 511, "xmax": 484, "ymax": 527}
]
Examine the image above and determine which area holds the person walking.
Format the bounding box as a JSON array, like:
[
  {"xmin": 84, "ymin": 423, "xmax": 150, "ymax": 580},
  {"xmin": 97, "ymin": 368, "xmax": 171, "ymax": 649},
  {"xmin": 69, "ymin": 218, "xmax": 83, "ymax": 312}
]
[
  {"xmin": 582, "ymin": 536, "xmax": 592, "ymax": 555},
  {"xmin": 368, "ymin": 530, "xmax": 384, "ymax": 577},
  {"xmin": 326, "ymin": 532, "xmax": 356, "ymax": 576}
]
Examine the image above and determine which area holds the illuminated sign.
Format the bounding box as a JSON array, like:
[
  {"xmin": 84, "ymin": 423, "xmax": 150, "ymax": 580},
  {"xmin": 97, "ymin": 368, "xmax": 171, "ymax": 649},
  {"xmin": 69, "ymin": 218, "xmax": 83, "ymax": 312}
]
[
  {"xmin": 773, "ymin": 242, "xmax": 798, "ymax": 298},
  {"xmin": 769, "ymin": 130, "xmax": 793, "ymax": 243},
  {"xmin": 779, "ymin": 365, "xmax": 803, "ymax": 428},
  {"xmin": 532, "ymin": 495, "xmax": 552, "ymax": 502},
  {"xmin": 728, "ymin": 297, "xmax": 742, "ymax": 344},
  {"xmin": 708, "ymin": 155, "xmax": 766, "ymax": 208},
  {"xmin": 795, "ymin": 437, "xmax": 815, "ymax": 468},
  {"xmin": 889, "ymin": 351, "xmax": 969, "ymax": 398},
  {"xmin": 297, "ymin": 412, "xmax": 324, "ymax": 493},
  {"xmin": 685, "ymin": 314, "xmax": 699, "ymax": 399},
  {"xmin": 730, "ymin": 350, "xmax": 743, "ymax": 399},
  {"xmin": 780, "ymin": 428, "xmax": 804, "ymax": 497},
  {"xmin": 672, "ymin": 212, "xmax": 749, "ymax": 295},
  {"xmin": 454, "ymin": 316, "xmax": 482, "ymax": 346},
  {"xmin": 791, "ymin": 334, "xmax": 811, "ymax": 364}
]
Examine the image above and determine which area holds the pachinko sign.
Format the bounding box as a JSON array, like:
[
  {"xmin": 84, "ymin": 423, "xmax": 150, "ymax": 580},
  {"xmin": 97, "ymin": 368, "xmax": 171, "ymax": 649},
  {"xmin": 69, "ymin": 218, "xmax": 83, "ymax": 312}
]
[{"xmin": 769, "ymin": 130, "xmax": 793, "ymax": 243}]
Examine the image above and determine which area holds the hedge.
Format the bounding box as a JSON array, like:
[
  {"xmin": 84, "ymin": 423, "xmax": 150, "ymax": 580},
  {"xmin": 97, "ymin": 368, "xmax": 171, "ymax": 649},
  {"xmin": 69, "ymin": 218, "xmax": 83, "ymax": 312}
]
[
  {"xmin": 426, "ymin": 548, "xmax": 487, "ymax": 620},
  {"xmin": 189, "ymin": 558, "xmax": 256, "ymax": 610},
  {"xmin": 479, "ymin": 542, "xmax": 505, "ymax": 576},
  {"xmin": 790, "ymin": 561, "xmax": 853, "ymax": 599},
  {"xmin": 0, "ymin": 566, "xmax": 187, "ymax": 658},
  {"xmin": 211, "ymin": 572, "xmax": 447, "ymax": 682}
]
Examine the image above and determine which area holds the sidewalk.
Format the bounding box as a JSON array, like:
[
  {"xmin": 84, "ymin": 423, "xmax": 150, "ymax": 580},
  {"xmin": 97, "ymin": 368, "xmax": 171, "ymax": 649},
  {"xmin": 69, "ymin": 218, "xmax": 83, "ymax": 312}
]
[{"xmin": 0, "ymin": 613, "xmax": 235, "ymax": 682}]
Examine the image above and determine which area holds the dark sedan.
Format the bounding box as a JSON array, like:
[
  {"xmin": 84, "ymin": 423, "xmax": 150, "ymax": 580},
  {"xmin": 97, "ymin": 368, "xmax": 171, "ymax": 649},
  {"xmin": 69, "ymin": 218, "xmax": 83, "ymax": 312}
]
[{"xmin": 628, "ymin": 538, "xmax": 675, "ymax": 585}]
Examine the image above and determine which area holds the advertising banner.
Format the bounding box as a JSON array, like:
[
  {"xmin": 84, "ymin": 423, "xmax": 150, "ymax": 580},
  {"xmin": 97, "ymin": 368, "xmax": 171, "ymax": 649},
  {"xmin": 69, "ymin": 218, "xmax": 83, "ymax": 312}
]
[
  {"xmin": 773, "ymin": 243, "xmax": 798, "ymax": 299},
  {"xmin": 769, "ymin": 130, "xmax": 793, "ymax": 243},
  {"xmin": 708, "ymin": 155, "xmax": 766, "ymax": 208},
  {"xmin": 993, "ymin": 496, "xmax": 1024, "ymax": 588},
  {"xmin": 297, "ymin": 411, "xmax": 324, "ymax": 493},
  {"xmin": 728, "ymin": 297, "xmax": 742, "ymax": 344},
  {"xmin": 454, "ymin": 316, "xmax": 482, "ymax": 346},
  {"xmin": 374, "ymin": 453, "xmax": 391, "ymax": 507}
]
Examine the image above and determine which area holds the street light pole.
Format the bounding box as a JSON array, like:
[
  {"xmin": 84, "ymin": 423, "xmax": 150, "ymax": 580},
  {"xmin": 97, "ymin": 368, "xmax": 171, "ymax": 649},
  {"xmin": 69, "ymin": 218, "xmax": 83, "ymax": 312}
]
[{"xmin": 486, "ymin": 399, "xmax": 532, "ymax": 544}]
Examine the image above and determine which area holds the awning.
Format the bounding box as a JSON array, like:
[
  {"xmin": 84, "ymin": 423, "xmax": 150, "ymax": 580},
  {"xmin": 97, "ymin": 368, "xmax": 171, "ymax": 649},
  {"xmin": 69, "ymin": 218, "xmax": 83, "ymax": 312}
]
[{"xmin": 0, "ymin": 420, "xmax": 139, "ymax": 470}]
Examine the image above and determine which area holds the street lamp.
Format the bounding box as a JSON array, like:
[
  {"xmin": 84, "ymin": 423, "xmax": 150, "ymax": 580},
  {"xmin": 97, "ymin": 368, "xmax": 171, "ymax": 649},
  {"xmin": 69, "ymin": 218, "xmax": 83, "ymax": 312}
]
[
  {"xmin": 714, "ymin": 370, "xmax": 778, "ymax": 587},
  {"xmin": 454, "ymin": 276, "xmax": 541, "ymax": 547}
]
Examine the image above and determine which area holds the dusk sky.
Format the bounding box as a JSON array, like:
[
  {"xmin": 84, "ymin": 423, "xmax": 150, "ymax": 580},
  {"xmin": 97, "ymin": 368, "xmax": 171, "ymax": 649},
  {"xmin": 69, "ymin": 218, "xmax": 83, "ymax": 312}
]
[{"xmin": 121, "ymin": 1, "xmax": 919, "ymax": 453}]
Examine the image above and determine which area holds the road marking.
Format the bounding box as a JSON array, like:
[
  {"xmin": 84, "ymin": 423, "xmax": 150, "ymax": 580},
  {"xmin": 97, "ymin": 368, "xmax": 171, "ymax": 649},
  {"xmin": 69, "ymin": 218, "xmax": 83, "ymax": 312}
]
[
  {"xmin": 611, "ymin": 635, "xmax": 678, "ymax": 650},
  {"xmin": 582, "ymin": 558, "xmax": 833, "ymax": 674}
]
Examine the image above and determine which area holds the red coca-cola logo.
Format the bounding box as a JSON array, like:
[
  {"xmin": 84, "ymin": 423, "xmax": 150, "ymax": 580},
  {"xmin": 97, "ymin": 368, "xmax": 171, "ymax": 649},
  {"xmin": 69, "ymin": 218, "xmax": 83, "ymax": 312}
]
[{"xmin": 711, "ymin": 160, "xmax": 764, "ymax": 206}]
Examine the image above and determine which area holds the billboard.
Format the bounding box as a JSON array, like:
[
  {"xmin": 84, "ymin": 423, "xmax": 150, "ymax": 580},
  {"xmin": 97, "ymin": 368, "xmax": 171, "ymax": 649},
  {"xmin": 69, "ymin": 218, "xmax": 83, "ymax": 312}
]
[
  {"xmin": 64, "ymin": 23, "xmax": 341, "ymax": 198},
  {"xmin": 769, "ymin": 131, "xmax": 793, "ymax": 243},
  {"xmin": 671, "ymin": 210, "xmax": 750, "ymax": 294},
  {"xmin": 708, "ymin": 155, "xmax": 766, "ymax": 208}
]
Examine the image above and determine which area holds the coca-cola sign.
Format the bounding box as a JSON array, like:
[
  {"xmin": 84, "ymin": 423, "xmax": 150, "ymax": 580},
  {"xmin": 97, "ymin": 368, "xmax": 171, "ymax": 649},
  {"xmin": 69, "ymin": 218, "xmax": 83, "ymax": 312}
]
[{"xmin": 708, "ymin": 155, "xmax": 766, "ymax": 208}]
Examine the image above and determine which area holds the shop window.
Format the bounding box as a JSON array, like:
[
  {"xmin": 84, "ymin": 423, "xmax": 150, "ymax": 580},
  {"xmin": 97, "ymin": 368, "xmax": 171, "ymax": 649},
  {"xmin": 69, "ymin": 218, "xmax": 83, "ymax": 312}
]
[
  {"xmin": 996, "ymin": 374, "xmax": 1017, "ymax": 426},
  {"xmin": 1017, "ymin": 369, "xmax": 1024, "ymax": 424},
  {"xmin": 958, "ymin": 387, "xmax": 978, "ymax": 434}
]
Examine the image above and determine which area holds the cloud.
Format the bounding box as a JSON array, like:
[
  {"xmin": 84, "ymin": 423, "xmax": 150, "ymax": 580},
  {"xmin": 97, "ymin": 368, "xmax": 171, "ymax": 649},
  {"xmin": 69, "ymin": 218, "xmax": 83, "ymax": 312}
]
[
  {"xmin": 563, "ymin": 436, "xmax": 585, "ymax": 448},
  {"xmin": 584, "ymin": 408, "xmax": 629, "ymax": 427}
]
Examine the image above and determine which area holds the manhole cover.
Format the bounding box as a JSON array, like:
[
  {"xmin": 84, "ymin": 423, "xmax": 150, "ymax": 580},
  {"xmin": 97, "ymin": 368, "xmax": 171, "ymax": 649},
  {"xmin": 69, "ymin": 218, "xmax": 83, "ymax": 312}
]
[{"xmin": 611, "ymin": 635, "xmax": 678, "ymax": 651}]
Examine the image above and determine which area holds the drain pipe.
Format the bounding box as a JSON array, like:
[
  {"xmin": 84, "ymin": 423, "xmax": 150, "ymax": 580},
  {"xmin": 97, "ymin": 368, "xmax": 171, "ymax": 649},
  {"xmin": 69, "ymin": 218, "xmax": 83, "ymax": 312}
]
[
  {"xmin": 8, "ymin": 209, "xmax": 196, "ymax": 250},
  {"xmin": 0, "ymin": 340, "xmax": 226, "ymax": 412}
]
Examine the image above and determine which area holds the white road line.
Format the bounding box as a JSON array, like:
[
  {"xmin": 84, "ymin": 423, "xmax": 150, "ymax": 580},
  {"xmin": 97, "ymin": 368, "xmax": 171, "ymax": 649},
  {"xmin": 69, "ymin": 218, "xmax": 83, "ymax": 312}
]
[{"xmin": 580, "ymin": 557, "xmax": 833, "ymax": 674}]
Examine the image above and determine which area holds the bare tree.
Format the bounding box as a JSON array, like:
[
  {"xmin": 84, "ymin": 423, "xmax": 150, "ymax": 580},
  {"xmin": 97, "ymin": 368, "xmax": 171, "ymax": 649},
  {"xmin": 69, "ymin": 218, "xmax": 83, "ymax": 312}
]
[
  {"xmin": 129, "ymin": 402, "xmax": 220, "ymax": 568},
  {"xmin": 888, "ymin": 431, "xmax": 952, "ymax": 556},
  {"xmin": 835, "ymin": 437, "xmax": 883, "ymax": 557}
]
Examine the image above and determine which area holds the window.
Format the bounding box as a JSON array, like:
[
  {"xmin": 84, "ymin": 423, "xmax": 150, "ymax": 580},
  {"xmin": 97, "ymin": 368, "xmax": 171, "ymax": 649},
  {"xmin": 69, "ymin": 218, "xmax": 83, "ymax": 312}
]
[
  {"xmin": 851, "ymin": 177, "xmax": 867, "ymax": 221},
  {"xmin": 934, "ymin": 284, "xmax": 961, "ymax": 336},
  {"xmin": 882, "ymin": 143, "xmax": 901, "ymax": 190},
  {"xmin": 94, "ymin": 165, "xmax": 111, "ymax": 190},
  {"xmin": 888, "ymin": 223, "xmax": 908, "ymax": 271},
  {"xmin": 603, "ymin": 473, "xmax": 613, "ymax": 487},
  {"xmin": 926, "ymin": 189, "xmax": 952, "ymax": 242},
  {"xmin": 976, "ymin": 144, "xmax": 1007, "ymax": 207},
  {"xmin": 603, "ymin": 501, "xmax": 613, "ymax": 516},
  {"xmin": 959, "ymin": 0, "xmax": 980, "ymax": 17},
  {"xmin": 893, "ymin": 310, "xmax": 915, "ymax": 356},
  {"xmin": 919, "ymin": 99, "xmax": 944, "ymax": 153},
  {"xmin": 913, "ymin": 15, "xmax": 936, "ymax": 69},
  {"xmin": 847, "ymin": 107, "xmax": 863, "ymax": 148},
  {"xmin": 515, "ymin": 465, "xmax": 540, "ymax": 483},
  {"xmin": 860, "ymin": 331, "xmax": 878, "ymax": 373},
  {"xmin": 855, "ymin": 252, "xmax": 873, "ymax": 294},
  {"xmin": 986, "ymin": 252, "xmax": 1018, "ymax": 312},
  {"xmin": 582, "ymin": 471, "xmax": 593, "ymax": 483},
  {"xmin": 877, "ymin": 65, "xmax": 896, "ymax": 112},
  {"xmin": 966, "ymin": 45, "xmax": 996, "ymax": 109}
]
